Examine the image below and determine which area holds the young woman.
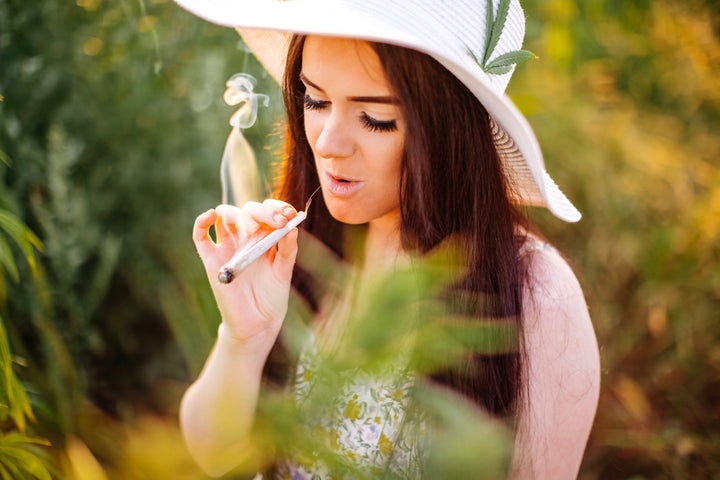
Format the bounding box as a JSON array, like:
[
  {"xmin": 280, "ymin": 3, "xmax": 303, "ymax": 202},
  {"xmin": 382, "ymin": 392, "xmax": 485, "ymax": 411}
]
[{"xmin": 178, "ymin": 1, "xmax": 600, "ymax": 478}]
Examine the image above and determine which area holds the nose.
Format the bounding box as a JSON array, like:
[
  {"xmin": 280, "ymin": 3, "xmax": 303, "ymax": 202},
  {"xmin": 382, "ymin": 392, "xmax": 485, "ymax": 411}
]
[{"xmin": 313, "ymin": 109, "xmax": 355, "ymax": 159}]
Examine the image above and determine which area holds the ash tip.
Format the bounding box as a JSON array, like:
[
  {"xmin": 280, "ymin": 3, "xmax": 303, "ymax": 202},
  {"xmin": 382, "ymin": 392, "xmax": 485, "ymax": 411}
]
[{"xmin": 218, "ymin": 268, "xmax": 234, "ymax": 284}]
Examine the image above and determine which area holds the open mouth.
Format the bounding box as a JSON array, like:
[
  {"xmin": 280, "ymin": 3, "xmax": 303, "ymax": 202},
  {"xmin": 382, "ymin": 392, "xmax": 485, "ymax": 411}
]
[
  {"xmin": 329, "ymin": 172, "xmax": 355, "ymax": 182},
  {"xmin": 325, "ymin": 171, "xmax": 363, "ymax": 195}
]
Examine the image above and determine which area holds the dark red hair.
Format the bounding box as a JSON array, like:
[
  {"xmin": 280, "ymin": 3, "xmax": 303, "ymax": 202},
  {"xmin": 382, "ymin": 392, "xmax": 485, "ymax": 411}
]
[{"xmin": 270, "ymin": 35, "xmax": 532, "ymax": 418}]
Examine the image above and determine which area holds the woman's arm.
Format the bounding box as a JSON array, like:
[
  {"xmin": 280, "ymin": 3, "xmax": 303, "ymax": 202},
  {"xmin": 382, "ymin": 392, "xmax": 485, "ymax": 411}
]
[
  {"xmin": 180, "ymin": 325, "xmax": 272, "ymax": 477},
  {"xmin": 512, "ymin": 247, "xmax": 601, "ymax": 479},
  {"xmin": 180, "ymin": 202, "xmax": 300, "ymax": 477}
]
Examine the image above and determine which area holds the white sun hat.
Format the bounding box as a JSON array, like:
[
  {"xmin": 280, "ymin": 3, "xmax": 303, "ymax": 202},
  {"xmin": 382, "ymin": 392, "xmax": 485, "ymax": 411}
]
[{"xmin": 175, "ymin": 0, "xmax": 582, "ymax": 222}]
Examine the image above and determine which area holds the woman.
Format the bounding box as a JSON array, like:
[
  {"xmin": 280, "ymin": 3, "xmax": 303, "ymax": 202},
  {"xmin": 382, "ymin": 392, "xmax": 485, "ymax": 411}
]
[{"xmin": 178, "ymin": 1, "xmax": 600, "ymax": 478}]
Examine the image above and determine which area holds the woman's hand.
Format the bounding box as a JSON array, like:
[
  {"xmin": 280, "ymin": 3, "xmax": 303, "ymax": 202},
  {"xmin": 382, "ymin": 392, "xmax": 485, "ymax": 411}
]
[{"xmin": 192, "ymin": 199, "xmax": 300, "ymax": 356}]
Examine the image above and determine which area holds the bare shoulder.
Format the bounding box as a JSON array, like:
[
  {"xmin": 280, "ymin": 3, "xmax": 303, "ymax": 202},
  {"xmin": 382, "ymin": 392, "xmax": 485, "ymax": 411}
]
[
  {"xmin": 513, "ymin": 242, "xmax": 601, "ymax": 479},
  {"xmin": 522, "ymin": 241, "xmax": 583, "ymax": 304},
  {"xmin": 521, "ymin": 242, "xmax": 595, "ymax": 347}
]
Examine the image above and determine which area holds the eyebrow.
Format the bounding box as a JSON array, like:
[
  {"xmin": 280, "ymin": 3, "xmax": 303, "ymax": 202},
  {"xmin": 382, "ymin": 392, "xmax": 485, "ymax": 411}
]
[{"xmin": 299, "ymin": 72, "xmax": 399, "ymax": 105}]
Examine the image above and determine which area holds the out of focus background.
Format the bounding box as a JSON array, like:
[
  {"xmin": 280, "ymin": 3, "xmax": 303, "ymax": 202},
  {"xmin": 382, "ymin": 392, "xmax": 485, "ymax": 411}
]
[{"xmin": 1, "ymin": 0, "xmax": 718, "ymax": 478}]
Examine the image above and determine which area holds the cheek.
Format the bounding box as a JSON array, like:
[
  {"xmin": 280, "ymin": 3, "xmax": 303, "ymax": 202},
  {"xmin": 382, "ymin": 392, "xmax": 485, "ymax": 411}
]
[
  {"xmin": 371, "ymin": 139, "xmax": 404, "ymax": 200},
  {"xmin": 303, "ymin": 115, "xmax": 320, "ymax": 147},
  {"xmin": 383, "ymin": 137, "xmax": 404, "ymax": 177}
]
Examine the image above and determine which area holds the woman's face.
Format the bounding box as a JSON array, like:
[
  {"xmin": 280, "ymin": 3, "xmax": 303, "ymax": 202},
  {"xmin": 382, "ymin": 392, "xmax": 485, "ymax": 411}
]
[{"xmin": 301, "ymin": 36, "xmax": 405, "ymax": 230}]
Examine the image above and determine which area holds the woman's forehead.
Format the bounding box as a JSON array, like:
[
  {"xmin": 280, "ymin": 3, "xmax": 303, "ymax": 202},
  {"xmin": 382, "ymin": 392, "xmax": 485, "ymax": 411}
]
[{"xmin": 301, "ymin": 36, "xmax": 390, "ymax": 94}]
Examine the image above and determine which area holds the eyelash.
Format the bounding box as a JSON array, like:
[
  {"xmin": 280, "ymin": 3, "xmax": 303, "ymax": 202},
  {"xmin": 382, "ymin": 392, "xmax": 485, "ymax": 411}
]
[
  {"xmin": 360, "ymin": 113, "xmax": 398, "ymax": 133},
  {"xmin": 303, "ymin": 94, "xmax": 328, "ymax": 111},
  {"xmin": 303, "ymin": 94, "xmax": 398, "ymax": 133}
]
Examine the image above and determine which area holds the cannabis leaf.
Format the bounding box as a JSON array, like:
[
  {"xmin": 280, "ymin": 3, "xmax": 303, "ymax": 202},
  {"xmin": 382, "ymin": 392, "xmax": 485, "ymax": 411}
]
[{"xmin": 469, "ymin": 0, "xmax": 536, "ymax": 75}]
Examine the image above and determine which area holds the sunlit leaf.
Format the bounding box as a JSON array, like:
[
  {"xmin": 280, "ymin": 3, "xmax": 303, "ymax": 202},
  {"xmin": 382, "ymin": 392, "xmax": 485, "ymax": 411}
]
[
  {"xmin": 65, "ymin": 436, "xmax": 107, "ymax": 480},
  {"xmin": 0, "ymin": 319, "xmax": 34, "ymax": 431},
  {"xmin": 0, "ymin": 211, "xmax": 43, "ymax": 279},
  {"xmin": 485, "ymin": 50, "xmax": 536, "ymax": 71},
  {"xmin": 0, "ymin": 237, "xmax": 19, "ymax": 283},
  {"xmin": 0, "ymin": 432, "xmax": 51, "ymax": 480}
]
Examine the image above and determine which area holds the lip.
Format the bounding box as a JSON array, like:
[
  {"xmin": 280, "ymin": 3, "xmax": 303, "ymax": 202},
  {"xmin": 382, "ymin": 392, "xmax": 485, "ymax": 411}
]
[{"xmin": 324, "ymin": 171, "xmax": 364, "ymax": 196}]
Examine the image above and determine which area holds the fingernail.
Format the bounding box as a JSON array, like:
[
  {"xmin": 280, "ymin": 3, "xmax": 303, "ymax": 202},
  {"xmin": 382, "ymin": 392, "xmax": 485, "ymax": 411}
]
[
  {"xmin": 273, "ymin": 214, "xmax": 285, "ymax": 225},
  {"xmin": 283, "ymin": 207, "xmax": 295, "ymax": 216}
]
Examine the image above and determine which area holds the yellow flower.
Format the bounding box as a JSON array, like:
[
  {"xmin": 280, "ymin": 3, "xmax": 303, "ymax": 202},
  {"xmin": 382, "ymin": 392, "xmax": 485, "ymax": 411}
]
[
  {"xmin": 378, "ymin": 433, "xmax": 393, "ymax": 456},
  {"xmin": 344, "ymin": 399, "xmax": 361, "ymax": 420}
]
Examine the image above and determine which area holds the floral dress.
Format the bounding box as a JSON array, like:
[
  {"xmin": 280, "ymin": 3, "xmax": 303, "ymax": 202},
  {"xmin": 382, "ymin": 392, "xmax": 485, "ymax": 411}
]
[{"xmin": 274, "ymin": 335, "xmax": 427, "ymax": 479}]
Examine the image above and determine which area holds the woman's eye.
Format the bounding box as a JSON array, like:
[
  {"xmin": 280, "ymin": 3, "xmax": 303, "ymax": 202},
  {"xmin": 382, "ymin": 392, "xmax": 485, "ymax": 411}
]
[
  {"xmin": 303, "ymin": 94, "xmax": 328, "ymax": 111},
  {"xmin": 303, "ymin": 93, "xmax": 397, "ymax": 133},
  {"xmin": 360, "ymin": 112, "xmax": 398, "ymax": 133}
]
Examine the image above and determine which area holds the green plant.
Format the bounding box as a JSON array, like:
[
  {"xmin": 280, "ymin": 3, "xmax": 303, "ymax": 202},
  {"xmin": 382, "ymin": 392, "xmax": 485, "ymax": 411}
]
[
  {"xmin": 0, "ymin": 208, "xmax": 51, "ymax": 479},
  {"xmin": 0, "ymin": 209, "xmax": 42, "ymax": 305}
]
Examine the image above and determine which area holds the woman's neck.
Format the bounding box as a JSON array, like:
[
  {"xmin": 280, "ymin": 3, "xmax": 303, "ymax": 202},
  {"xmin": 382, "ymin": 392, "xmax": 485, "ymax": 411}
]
[{"xmin": 364, "ymin": 211, "xmax": 406, "ymax": 274}]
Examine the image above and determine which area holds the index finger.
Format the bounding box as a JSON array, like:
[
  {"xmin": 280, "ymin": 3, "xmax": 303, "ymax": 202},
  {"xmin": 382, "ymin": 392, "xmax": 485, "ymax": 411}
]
[
  {"xmin": 263, "ymin": 198, "xmax": 299, "ymax": 216},
  {"xmin": 215, "ymin": 204, "xmax": 250, "ymax": 246},
  {"xmin": 243, "ymin": 200, "xmax": 296, "ymax": 229}
]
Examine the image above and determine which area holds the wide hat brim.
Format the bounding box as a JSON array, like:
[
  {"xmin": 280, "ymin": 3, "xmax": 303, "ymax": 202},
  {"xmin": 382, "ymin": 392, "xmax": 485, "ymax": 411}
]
[{"xmin": 175, "ymin": 0, "xmax": 581, "ymax": 222}]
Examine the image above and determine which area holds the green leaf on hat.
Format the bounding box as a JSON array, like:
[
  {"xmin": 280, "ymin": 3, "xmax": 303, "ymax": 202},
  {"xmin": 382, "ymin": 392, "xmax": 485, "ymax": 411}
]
[
  {"xmin": 485, "ymin": 50, "xmax": 537, "ymax": 74},
  {"xmin": 472, "ymin": 0, "xmax": 536, "ymax": 76},
  {"xmin": 483, "ymin": 0, "xmax": 511, "ymax": 66}
]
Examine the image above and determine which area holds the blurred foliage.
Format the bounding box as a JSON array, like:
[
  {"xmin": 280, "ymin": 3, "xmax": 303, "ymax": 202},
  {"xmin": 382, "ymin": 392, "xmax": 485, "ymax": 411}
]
[
  {"xmin": 515, "ymin": 0, "xmax": 720, "ymax": 478},
  {"xmin": 202, "ymin": 247, "xmax": 515, "ymax": 478},
  {"xmin": 0, "ymin": 0, "xmax": 718, "ymax": 478}
]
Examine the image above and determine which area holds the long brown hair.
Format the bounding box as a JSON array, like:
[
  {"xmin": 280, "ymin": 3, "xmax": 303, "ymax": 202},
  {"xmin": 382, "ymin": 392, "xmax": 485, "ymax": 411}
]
[{"xmin": 272, "ymin": 35, "xmax": 531, "ymax": 418}]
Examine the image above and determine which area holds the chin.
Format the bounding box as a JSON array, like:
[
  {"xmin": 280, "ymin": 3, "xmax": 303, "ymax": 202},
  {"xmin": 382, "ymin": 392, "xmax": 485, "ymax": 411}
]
[
  {"xmin": 322, "ymin": 202, "xmax": 364, "ymax": 225},
  {"xmin": 328, "ymin": 210, "xmax": 367, "ymax": 225}
]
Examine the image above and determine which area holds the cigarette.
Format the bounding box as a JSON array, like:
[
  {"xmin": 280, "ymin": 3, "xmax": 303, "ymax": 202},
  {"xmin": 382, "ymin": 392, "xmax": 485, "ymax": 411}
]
[{"xmin": 217, "ymin": 211, "xmax": 307, "ymax": 284}]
